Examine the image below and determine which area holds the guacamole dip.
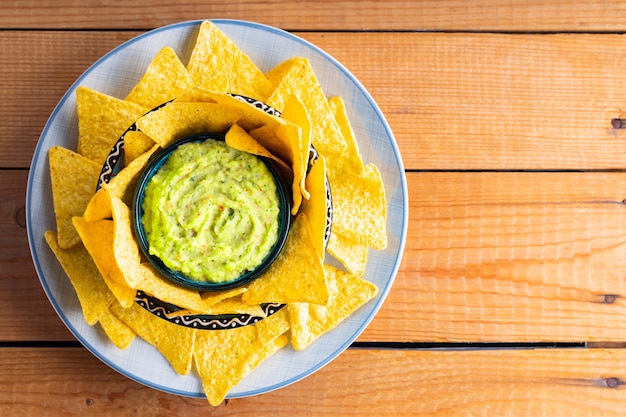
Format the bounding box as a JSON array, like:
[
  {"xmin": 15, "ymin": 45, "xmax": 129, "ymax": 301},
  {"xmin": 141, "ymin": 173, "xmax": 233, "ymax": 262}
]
[{"xmin": 141, "ymin": 139, "xmax": 281, "ymax": 283}]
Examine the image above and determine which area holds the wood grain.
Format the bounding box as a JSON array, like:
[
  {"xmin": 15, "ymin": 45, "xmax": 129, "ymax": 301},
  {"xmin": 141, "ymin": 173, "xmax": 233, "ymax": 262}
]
[
  {"xmin": 9, "ymin": 169, "xmax": 626, "ymax": 342},
  {"xmin": 2, "ymin": 347, "xmax": 626, "ymax": 416},
  {"xmin": 5, "ymin": 31, "xmax": 626, "ymax": 170},
  {"xmin": 365, "ymin": 171, "xmax": 626, "ymax": 342},
  {"xmin": 2, "ymin": 0, "xmax": 626, "ymax": 32}
]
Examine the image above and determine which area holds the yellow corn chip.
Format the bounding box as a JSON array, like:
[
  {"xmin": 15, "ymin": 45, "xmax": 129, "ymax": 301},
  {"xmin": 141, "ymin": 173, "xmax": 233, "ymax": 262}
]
[
  {"xmin": 110, "ymin": 196, "xmax": 142, "ymax": 288},
  {"xmin": 327, "ymin": 95, "xmax": 363, "ymax": 176},
  {"xmin": 225, "ymin": 124, "xmax": 291, "ymax": 174},
  {"xmin": 187, "ymin": 21, "xmax": 272, "ymax": 100},
  {"xmin": 288, "ymin": 264, "xmax": 378, "ymax": 350},
  {"xmin": 133, "ymin": 263, "xmax": 210, "ymax": 314},
  {"xmin": 242, "ymin": 213, "xmax": 327, "ymax": 305},
  {"xmin": 71, "ymin": 217, "xmax": 136, "ymax": 308},
  {"xmin": 135, "ymin": 102, "xmax": 242, "ymax": 148},
  {"xmin": 281, "ymin": 94, "xmax": 312, "ymax": 200},
  {"xmin": 124, "ymin": 131, "xmax": 156, "ymax": 165},
  {"xmin": 99, "ymin": 304, "xmax": 136, "ymax": 349},
  {"xmin": 205, "ymin": 295, "xmax": 265, "ymax": 317},
  {"xmin": 300, "ymin": 156, "xmax": 328, "ymax": 259},
  {"xmin": 76, "ymin": 86, "xmax": 148, "ymax": 164},
  {"xmin": 249, "ymin": 121, "xmax": 305, "ymax": 215},
  {"xmin": 82, "ymin": 187, "xmax": 111, "ymax": 222},
  {"xmin": 266, "ymin": 57, "xmax": 346, "ymax": 157},
  {"xmin": 48, "ymin": 146, "xmax": 102, "ymax": 248},
  {"xmin": 329, "ymin": 163, "xmax": 387, "ymax": 250},
  {"xmin": 200, "ymin": 286, "xmax": 248, "ymax": 308},
  {"xmin": 254, "ymin": 308, "xmax": 290, "ymax": 345},
  {"xmin": 327, "ymin": 231, "xmax": 369, "ymax": 277},
  {"xmin": 111, "ymin": 301, "xmax": 196, "ymax": 375},
  {"xmin": 83, "ymin": 145, "xmax": 159, "ymax": 222},
  {"xmin": 193, "ymin": 322, "xmax": 288, "ymax": 406},
  {"xmin": 44, "ymin": 231, "xmax": 114, "ymax": 325},
  {"xmin": 125, "ymin": 46, "xmax": 194, "ymax": 109},
  {"xmin": 174, "ymin": 75, "xmax": 230, "ymax": 102},
  {"xmin": 108, "ymin": 144, "xmax": 159, "ymax": 206}
]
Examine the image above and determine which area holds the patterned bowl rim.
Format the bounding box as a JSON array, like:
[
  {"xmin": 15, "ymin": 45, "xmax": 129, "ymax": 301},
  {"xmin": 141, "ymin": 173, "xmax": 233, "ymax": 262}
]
[{"xmin": 97, "ymin": 94, "xmax": 333, "ymax": 330}]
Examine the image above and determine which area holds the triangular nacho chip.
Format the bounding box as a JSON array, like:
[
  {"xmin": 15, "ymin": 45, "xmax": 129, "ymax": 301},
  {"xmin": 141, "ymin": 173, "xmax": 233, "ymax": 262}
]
[
  {"xmin": 329, "ymin": 163, "xmax": 388, "ymax": 250},
  {"xmin": 327, "ymin": 95, "xmax": 363, "ymax": 176},
  {"xmin": 265, "ymin": 57, "xmax": 346, "ymax": 157},
  {"xmin": 71, "ymin": 217, "xmax": 136, "ymax": 308},
  {"xmin": 123, "ymin": 131, "xmax": 157, "ymax": 165},
  {"xmin": 288, "ymin": 264, "xmax": 378, "ymax": 350},
  {"xmin": 242, "ymin": 213, "xmax": 327, "ymax": 305},
  {"xmin": 48, "ymin": 146, "xmax": 102, "ymax": 248},
  {"xmin": 99, "ymin": 304, "xmax": 136, "ymax": 349},
  {"xmin": 134, "ymin": 101, "xmax": 242, "ymax": 148},
  {"xmin": 44, "ymin": 231, "xmax": 114, "ymax": 325},
  {"xmin": 299, "ymin": 156, "xmax": 328, "ymax": 259},
  {"xmin": 76, "ymin": 86, "xmax": 148, "ymax": 164},
  {"xmin": 193, "ymin": 321, "xmax": 288, "ymax": 406},
  {"xmin": 125, "ymin": 46, "xmax": 194, "ymax": 109},
  {"xmin": 187, "ymin": 21, "xmax": 272, "ymax": 100},
  {"xmin": 133, "ymin": 262, "xmax": 211, "ymax": 314},
  {"xmin": 327, "ymin": 230, "xmax": 369, "ymax": 277},
  {"xmin": 111, "ymin": 301, "xmax": 196, "ymax": 375}
]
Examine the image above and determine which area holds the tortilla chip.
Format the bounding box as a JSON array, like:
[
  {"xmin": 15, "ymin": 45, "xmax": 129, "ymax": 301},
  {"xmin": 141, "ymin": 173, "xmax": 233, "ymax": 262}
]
[
  {"xmin": 99, "ymin": 304, "xmax": 136, "ymax": 349},
  {"xmin": 174, "ymin": 75, "xmax": 229, "ymax": 102},
  {"xmin": 111, "ymin": 301, "xmax": 196, "ymax": 375},
  {"xmin": 48, "ymin": 146, "xmax": 102, "ymax": 248},
  {"xmin": 299, "ymin": 156, "xmax": 328, "ymax": 259},
  {"xmin": 125, "ymin": 46, "xmax": 194, "ymax": 109},
  {"xmin": 249, "ymin": 121, "xmax": 305, "ymax": 215},
  {"xmin": 109, "ymin": 196, "xmax": 142, "ymax": 288},
  {"xmin": 225, "ymin": 124, "xmax": 291, "ymax": 174},
  {"xmin": 124, "ymin": 131, "xmax": 157, "ymax": 165},
  {"xmin": 133, "ymin": 262, "xmax": 210, "ymax": 314},
  {"xmin": 71, "ymin": 217, "xmax": 136, "ymax": 308},
  {"xmin": 327, "ymin": 95, "xmax": 363, "ymax": 176},
  {"xmin": 199, "ymin": 287, "xmax": 247, "ymax": 307},
  {"xmin": 82, "ymin": 187, "xmax": 111, "ymax": 222},
  {"xmin": 254, "ymin": 308, "xmax": 290, "ymax": 345},
  {"xmin": 44, "ymin": 231, "xmax": 114, "ymax": 325},
  {"xmin": 329, "ymin": 163, "xmax": 387, "ymax": 250},
  {"xmin": 187, "ymin": 21, "xmax": 272, "ymax": 100},
  {"xmin": 205, "ymin": 295, "xmax": 265, "ymax": 317},
  {"xmin": 242, "ymin": 213, "xmax": 327, "ymax": 305},
  {"xmin": 76, "ymin": 86, "xmax": 148, "ymax": 164},
  {"xmin": 105, "ymin": 144, "xmax": 159, "ymax": 207},
  {"xmin": 288, "ymin": 264, "xmax": 378, "ymax": 350},
  {"xmin": 135, "ymin": 102, "xmax": 242, "ymax": 148},
  {"xmin": 193, "ymin": 322, "xmax": 288, "ymax": 406},
  {"xmin": 265, "ymin": 57, "xmax": 346, "ymax": 157},
  {"xmin": 327, "ymin": 231, "xmax": 369, "ymax": 277},
  {"xmin": 280, "ymin": 94, "xmax": 312, "ymax": 200}
]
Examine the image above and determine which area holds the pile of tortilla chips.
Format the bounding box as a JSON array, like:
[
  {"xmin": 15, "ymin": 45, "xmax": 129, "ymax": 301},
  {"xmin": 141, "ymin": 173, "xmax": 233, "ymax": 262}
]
[{"xmin": 45, "ymin": 21, "xmax": 387, "ymax": 406}]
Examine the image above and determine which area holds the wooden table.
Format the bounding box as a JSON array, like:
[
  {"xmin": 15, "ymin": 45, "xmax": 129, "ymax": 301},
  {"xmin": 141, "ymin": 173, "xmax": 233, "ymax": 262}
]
[{"xmin": 4, "ymin": 1, "xmax": 626, "ymax": 415}]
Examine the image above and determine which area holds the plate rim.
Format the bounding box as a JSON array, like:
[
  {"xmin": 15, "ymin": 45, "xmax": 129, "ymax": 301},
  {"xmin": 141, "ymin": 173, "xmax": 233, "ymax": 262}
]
[{"xmin": 26, "ymin": 18, "xmax": 409, "ymax": 399}]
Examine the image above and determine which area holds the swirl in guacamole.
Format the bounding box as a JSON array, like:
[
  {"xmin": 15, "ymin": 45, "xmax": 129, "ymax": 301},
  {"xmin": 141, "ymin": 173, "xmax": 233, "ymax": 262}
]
[{"xmin": 141, "ymin": 139, "xmax": 281, "ymax": 283}]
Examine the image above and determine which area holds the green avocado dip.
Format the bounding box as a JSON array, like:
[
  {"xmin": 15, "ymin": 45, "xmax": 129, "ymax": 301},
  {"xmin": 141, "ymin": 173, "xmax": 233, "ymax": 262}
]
[{"xmin": 141, "ymin": 139, "xmax": 281, "ymax": 284}]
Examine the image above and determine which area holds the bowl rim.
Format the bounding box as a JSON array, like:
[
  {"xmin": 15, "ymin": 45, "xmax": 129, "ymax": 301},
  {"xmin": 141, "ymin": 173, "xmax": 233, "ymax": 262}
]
[{"xmin": 132, "ymin": 132, "xmax": 292, "ymax": 291}]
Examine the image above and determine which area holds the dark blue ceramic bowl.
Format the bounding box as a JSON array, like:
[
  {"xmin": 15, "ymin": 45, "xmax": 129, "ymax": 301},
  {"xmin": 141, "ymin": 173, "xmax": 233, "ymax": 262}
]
[{"xmin": 132, "ymin": 132, "xmax": 292, "ymax": 291}]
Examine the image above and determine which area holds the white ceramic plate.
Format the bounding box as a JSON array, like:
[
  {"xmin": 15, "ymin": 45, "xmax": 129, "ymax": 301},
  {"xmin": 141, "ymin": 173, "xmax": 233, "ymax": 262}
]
[{"xmin": 26, "ymin": 19, "xmax": 408, "ymax": 399}]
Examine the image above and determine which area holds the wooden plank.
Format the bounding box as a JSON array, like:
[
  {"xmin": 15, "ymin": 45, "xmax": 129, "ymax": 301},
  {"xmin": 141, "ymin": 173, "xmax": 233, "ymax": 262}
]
[
  {"xmin": 2, "ymin": 0, "xmax": 626, "ymax": 32},
  {"xmin": 5, "ymin": 31, "xmax": 626, "ymax": 170},
  {"xmin": 0, "ymin": 170, "xmax": 73, "ymax": 341},
  {"xmin": 9, "ymin": 169, "xmax": 626, "ymax": 343},
  {"xmin": 1, "ymin": 347, "xmax": 626, "ymax": 416},
  {"xmin": 362, "ymin": 171, "xmax": 626, "ymax": 342}
]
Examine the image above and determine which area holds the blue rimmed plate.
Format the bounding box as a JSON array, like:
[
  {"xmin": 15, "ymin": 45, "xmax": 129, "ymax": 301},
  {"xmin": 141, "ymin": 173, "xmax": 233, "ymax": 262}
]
[{"xmin": 26, "ymin": 19, "xmax": 408, "ymax": 400}]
